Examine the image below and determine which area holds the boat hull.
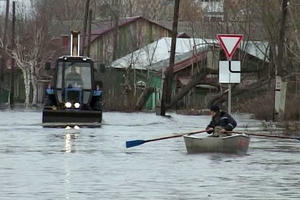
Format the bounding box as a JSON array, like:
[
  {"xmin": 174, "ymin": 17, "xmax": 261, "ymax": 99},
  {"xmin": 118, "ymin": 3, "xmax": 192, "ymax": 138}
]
[{"xmin": 183, "ymin": 134, "xmax": 250, "ymax": 154}]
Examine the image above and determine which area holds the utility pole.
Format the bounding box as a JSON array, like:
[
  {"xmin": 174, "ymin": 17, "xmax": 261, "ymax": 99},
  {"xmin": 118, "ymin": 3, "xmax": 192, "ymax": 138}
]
[
  {"xmin": 112, "ymin": 0, "xmax": 119, "ymax": 61},
  {"xmin": 160, "ymin": 0, "xmax": 180, "ymax": 116},
  {"xmin": 274, "ymin": 0, "xmax": 288, "ymax": 121},
  {"xmin": 9, "ymin": 1, "xmax": 15, "ymax": 109},
  {"xmin": 87, "ymin": 9, "xmax": 92, "ymax": 57},
  {"xmin": 0, "ymin": 0, "xmax": 9, "ymax": 104},
  {"xmin": 82, "ymin": 0, "xmax": 90, "ymax": 56}
]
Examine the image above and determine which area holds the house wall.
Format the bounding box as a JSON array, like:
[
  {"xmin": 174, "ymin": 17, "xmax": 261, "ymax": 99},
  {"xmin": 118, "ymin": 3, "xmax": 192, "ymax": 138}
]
[
  {"xmin": 88, "ymin": 18, "xmax": 172, "ymax": 110},
  {"xmin": 0, "ymin": 70, "xmax": 25, "ymax": 104},
  {"xmin": 89, "ymin": 18, "xmax": 172, "ymax": 66},
  {"xmin": 145, "ymin": 75, "xmax": 162, "ymax": 110},
  {"xmin": 207, "ymin": 49, "xmax": 219, "ymax": 70},
  {"xmin": 95, "ymin": 67, "xmax": 150, "ymax": 111}
]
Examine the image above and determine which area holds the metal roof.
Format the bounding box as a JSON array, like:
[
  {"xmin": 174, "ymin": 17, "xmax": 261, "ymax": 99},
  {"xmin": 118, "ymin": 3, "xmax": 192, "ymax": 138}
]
[
  {"xmin": 110, "ymin": 37, "xmax": 269, "ymax": 72},
  {"xmin": 110, "ymin": 37, "xmax": 212, "ymax": 71}
]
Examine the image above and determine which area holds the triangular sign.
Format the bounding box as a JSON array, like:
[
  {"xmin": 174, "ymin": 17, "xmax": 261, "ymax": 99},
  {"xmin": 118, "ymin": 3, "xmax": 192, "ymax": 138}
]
[{"xmin": 217, "ymin": 34, "xmax": 243, "ymax": 60}]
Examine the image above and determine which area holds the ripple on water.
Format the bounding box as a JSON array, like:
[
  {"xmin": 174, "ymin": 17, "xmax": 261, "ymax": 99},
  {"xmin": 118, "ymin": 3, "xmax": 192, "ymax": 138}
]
[{"xmin": 0, "ymin": 111, "xmax": 300, "ymax": 200}]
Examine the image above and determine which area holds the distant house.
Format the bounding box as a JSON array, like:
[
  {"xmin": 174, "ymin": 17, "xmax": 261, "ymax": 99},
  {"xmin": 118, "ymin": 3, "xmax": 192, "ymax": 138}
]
[
  {"xmin": 201, "ymin": 0, "xmax": 224, "ymax": 21},
  {"xmin": 109, "ymin": 37, "xmax": 218, "ymax": 110},
  {"xmin": 109, "ymin": 37, "xmax": 269, "ymax": 110},
  {"xmin": 87, "ymin": 16, "xmax": 173, "ymax": 66}
]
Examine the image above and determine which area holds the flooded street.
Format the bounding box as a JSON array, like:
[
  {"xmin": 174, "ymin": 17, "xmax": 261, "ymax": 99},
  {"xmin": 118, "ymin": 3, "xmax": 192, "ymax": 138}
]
[{"xmin": 0, "ymin": 110, "xmax": 300, "ymax": 200}]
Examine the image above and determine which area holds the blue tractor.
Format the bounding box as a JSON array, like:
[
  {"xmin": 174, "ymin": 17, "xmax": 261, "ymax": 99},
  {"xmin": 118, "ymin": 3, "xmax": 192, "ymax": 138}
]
[{"xmin": 42, "ymin": 32, "xmax": 102, "ymax": 127}]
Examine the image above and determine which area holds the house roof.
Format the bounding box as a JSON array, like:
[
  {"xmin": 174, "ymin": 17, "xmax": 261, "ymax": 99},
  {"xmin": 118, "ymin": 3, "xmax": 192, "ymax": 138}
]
[
  {"xmin": 177, "ymin": 32, "xmax": 191, "ymax": 38},
  {"xmin": 110, "ymin": 37, "xmax": 213, "ymax": 72},
  {"xmin": 110, "ymin": 37, "xmax": 269, "ymax": 73},
  {"xmin": 240, "ymin": 41, "xmax": 269, "ymax": 61},
  {"xmin": 89, "ymin": 16, "xmax": 172, "ymax": 44},
  {"xmin": 173, "ymin": 50, "xmax": 209, "ymax": 73}
]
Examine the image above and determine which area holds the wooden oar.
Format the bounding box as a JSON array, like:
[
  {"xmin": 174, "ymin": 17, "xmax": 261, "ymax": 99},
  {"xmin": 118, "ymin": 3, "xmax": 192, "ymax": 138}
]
[
  {"xmin": 126, "ymin": 129, "xmax": 207, "ymax": 148},
  {"xmin": 229, "ymin": 131, "xmax": 300, "ymax": 141}
]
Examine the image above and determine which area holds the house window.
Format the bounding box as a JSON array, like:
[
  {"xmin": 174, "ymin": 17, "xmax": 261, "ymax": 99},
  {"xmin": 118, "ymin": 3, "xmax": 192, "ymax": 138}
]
[{"xmin": 201, "ymin": 0, "xmax": 224, "ymax": 21}]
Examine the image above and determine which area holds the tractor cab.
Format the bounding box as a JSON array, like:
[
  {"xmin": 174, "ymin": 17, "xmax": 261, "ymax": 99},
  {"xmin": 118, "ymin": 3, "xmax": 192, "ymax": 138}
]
[{"xmin": 56, "ymin": 56, "xmax": 93, "ymax": 109}]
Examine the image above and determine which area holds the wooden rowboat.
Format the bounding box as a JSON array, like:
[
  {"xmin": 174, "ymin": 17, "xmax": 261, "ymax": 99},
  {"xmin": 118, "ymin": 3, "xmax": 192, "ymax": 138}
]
[{"xmin": 183, "ymin": 134, "xmax": 250, "ymax": 155}]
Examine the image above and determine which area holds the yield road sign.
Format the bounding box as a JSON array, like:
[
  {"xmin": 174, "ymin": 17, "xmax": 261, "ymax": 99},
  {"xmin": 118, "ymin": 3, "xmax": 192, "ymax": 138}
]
[{"xmin": 217, "ymin": 34, "xmax": 243, "ymax": 60}]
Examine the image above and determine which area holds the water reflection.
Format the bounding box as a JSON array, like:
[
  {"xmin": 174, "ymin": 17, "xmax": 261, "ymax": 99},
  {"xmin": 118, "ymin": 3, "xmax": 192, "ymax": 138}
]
[
  {"xmin": 64, "ymin": 159, "xmax": 71, "ymax": 200},
  {"xmin": 64, "ymin": 129, "xmax": 80, "ymax": 153},
  {"xmin": 63, "ymin": 127, "xmax": 80, "ymax": 199}
]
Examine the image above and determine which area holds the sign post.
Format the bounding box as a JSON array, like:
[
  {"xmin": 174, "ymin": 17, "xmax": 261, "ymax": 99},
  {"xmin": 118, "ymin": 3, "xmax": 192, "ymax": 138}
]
[{"xmin": 217, "ymin": 34, "xmax": 243, "ymax": 114}]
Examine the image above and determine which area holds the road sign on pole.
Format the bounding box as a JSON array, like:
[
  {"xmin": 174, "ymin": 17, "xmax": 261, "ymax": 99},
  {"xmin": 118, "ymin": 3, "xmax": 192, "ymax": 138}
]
[
  {"xmin": 217, "ymin": 34, "xmax": 243, "ymax": 60},
  {"xmin": 217, "ymin": 34, "xmax": 243, "ymax": 114}
]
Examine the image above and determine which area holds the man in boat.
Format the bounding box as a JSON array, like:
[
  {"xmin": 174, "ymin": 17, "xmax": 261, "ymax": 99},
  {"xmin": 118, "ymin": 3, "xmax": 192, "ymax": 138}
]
[{"xmin": 206, "ymin": 105, "xmax": 237, "ymax": 137}]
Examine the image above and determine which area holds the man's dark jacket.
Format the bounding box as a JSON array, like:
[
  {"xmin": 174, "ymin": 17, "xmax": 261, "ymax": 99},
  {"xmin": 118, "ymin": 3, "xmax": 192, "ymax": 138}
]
[{"xmin": 206, "ymin": 111, "xmax": 237, "ymax": 134}]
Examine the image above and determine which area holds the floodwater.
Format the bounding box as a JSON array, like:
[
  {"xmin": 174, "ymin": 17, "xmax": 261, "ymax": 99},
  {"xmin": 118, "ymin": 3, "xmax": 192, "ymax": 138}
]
[{"xmin": 0, "ymin": 110, "xmax": 300, "ymax": 200}]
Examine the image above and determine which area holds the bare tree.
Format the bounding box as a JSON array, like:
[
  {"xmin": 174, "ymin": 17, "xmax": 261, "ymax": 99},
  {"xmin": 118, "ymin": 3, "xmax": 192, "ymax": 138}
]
[
  {"xmin": 3, "ymin": 1, "xmax": 57, "ymax": 107},
  {"xmin": 9, "ymin": 27, "xmax": 55, "ymax": 107}
]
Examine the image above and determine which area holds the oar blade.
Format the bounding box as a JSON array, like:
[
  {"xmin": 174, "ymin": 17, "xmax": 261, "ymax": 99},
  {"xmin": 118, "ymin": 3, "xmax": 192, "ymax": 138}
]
[{"xmin": 126, "ymin": 140, "xmax": 146, "ymax": 148}]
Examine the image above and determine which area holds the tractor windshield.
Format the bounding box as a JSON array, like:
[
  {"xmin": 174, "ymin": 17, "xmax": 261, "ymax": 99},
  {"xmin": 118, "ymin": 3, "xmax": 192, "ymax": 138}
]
[{"xmin": 56, "ymin": 61, "xmax": 92, "ymax": 90}]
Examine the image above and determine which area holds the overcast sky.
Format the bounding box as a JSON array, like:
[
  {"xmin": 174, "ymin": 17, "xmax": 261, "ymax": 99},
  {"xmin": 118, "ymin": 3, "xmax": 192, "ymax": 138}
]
[{"xmin": 0, "ymin": 0, "xmax": 32, "ymax": 15}]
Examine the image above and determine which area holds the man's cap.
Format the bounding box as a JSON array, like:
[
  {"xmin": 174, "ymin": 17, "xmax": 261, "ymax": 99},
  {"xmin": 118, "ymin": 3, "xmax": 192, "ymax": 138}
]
[{"xmin": 210, "ymin": 105, "xmax": 220, "ymax": 112}]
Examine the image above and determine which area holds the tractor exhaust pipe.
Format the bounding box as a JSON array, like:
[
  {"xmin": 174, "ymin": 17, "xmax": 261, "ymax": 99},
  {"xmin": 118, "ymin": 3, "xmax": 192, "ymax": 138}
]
[{"xmin": 70, "ymin": 31, "xmax": 80, "ymax": 56}]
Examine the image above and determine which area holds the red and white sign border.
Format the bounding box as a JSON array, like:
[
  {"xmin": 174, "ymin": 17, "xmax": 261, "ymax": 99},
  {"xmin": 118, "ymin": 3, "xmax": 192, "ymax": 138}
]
[{"xmin": 217, "ymin": 34, "xmax": 243, "ymax": 60}]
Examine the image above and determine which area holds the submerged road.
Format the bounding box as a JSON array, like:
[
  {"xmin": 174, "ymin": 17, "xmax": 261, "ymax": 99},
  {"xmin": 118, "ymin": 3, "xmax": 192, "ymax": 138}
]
[{"xmin": 0, "ymin": 110, "xmax": 299, "ymax": 199}]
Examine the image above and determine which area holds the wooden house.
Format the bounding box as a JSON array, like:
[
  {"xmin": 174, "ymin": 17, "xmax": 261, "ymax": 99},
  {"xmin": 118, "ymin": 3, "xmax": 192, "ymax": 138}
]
[{"xmin": 87, "ymin": 16, "xmax": 172, "ymax": 66}]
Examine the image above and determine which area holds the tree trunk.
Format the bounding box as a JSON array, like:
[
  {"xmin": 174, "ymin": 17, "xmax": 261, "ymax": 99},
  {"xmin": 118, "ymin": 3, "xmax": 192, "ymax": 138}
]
[
  {"xmin": 166, "ymin": 70, "xmax": 211, "ymax": 109},
  {"xmin": 135, "ymin": 87, "xmax": 154, "ymax": 110},
  {"xmin": 160, "ymin": 0, "xmax": 180, "ymax": 116},
  {"xmin": 209, "ymin": 78, "xmax": 272, "ymax": 107},
  {"xmin": 31, "ymin": 64, "xmax": 38, "ymax": 106},
  {"xmin": 22, "ymin": 69, "xmax": 31, "ymax": 108}
]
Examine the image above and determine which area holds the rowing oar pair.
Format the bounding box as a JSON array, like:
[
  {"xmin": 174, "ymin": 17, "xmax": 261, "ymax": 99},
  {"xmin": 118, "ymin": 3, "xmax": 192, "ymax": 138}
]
[
  {"xmin": 126, "ymin": 129, "xmax": 208, "ymax": 148},
  {"xmin": 126, "ymin": 129, "xmax": 300, "ymax": 148},
  {"xmin": 229, "ymin": 131, "xmax": 300, "ymax": 141}
]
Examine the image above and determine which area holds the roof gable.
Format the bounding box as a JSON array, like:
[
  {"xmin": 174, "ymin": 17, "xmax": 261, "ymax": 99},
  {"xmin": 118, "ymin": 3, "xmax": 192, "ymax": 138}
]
[{"xmin": 89, "ymin": 16, "xmax": 172, "ymax": 43}]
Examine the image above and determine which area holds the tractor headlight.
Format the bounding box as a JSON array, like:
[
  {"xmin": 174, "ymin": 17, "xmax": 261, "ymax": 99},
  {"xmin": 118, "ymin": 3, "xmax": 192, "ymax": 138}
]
[
  {"xmin": 65, "ymin": 102, "xmax": 72, "ymax": 108},
  {"xmin": 74, "ymin": 102, "xmax": 80, "ymax": 108}
]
